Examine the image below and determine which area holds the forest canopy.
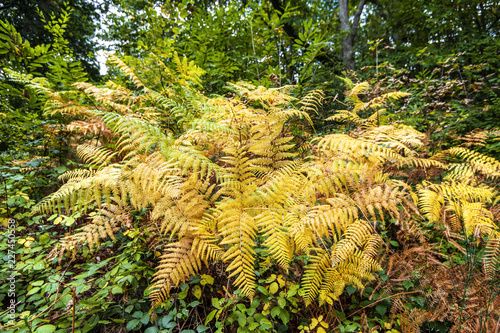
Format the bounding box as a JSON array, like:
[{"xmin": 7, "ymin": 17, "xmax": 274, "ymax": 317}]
[{"xmin": 1, "ymin": 1, "xmax": 500, "ymax": 333}]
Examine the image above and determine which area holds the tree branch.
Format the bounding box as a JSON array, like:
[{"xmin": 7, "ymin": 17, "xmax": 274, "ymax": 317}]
[
  {"xmin": 352, "ymin": 0, "xmax": 367, "ymax": 36},
  {"xmin": 269, "ymin": 0, "xmax": 342, "ymax": 73}
]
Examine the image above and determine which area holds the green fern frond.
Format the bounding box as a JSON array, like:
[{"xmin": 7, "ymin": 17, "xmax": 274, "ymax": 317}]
[
  {"xmin": 424, "ymin": 181, "xmax": 495, "ymax": 203},
  {"xmin": 326, "ymin": 110, "xmax": 363, "ymax": 126},
  {"xmin": 33, "ymin": 165, "xmax": 123, "ymax": 214},
  {"xmin": 444, "ymin": 163, "xmax": 476, "ymax": 181},
  {"xmin": 397, "ymin": 157, "xmax": 446, "ymax": 169},
  {"xmin": 45, "ymin": 99, "xmax": 91, "ymax": 117},
  {"xmin": 228, "ymin": 82, "xmax": 297, "ymax": 108},
  {"xmin": 172, "ymin": 51, "xmax": 206, "ymax": 87},
  {"xmin": 4, "ymin": 69, "xmax": 54, "ymax": 96}
]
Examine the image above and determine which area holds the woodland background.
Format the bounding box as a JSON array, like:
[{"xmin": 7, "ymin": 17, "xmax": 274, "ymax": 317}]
[{"xmin": 1, "ymin": 0, "xmax": 500, "ymax": 332}]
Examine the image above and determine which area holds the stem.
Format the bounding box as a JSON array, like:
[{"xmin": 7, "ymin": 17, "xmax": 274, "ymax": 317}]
[
  {"xmin": 249, "ymin": 22, "xmax": 260, "ymax": 84},
  {"xmin": 457, "ymin": 239, "xmax": 476, "ymax": 333},
  {"xmin": 279, "ymin": 32, "xmax": 282, "ymax": 87},
  {"xmin": 1, "ymin": 174, "xmax": 8, "ymax": 217}
]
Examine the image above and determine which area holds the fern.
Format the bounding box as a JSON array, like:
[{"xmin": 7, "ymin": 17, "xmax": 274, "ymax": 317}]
[
  {"xmin": 36, "ymin": 55, "xmax": 500, "ymax": 314},
  {"xmin": 327, "ymin": 80, "xmax": 410, "ymax": 128}
]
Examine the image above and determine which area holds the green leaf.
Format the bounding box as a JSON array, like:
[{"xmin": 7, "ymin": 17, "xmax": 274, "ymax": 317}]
[
  {"xmin": 278, "ymin": 309, "xmax": 290, "ymax": 324},
  {"xmin": 35, "ymin": 325, "xmax": 56, "ymax": 333},
  {"xmin": 248, "ymin": 322, "xmax": 259, "ymax": 330},
  {"xmin": 237, "ymin": 313, "xmax": 246, "ymax": 327},
  {"xmin": 111, "ymin": 286, "xmax": 123, "ymax": 294},
  {"xmin": 55, "ymin": 166, "xmax": 67, "ymax": 174},
  {"xmin": 346, "ymin": 324, "xmax": 358, "ymax": 331},
  {"xmin": 27, "ymin": 287, "xmax": 41, "ymax": 295},
  {"xmin": 270, "ymin": 306, "xmax": 281, "ymax": 318},
  {"xmin": 390, "ymin": 240, "xmax": 399, "ymax": 247},
  {"xmin": 39, "ymin": 233, "xmax": 50, "ymax": 244},
  {"xmin": 257, "ymin": 285, "xmax": 268, "ymax": 295},
  {"xmin": 200, "ymin": 274, "xmax": 214, "ymax": 285},
  {"xmin": 33, "ymin": 260, "xmax": 46, "ymax": 270},
  {"xmin": 144, "ymin": 327, "xmax": 159, "ymax": 333},
  {"xmin": 178, "ymin": 288, "xmax": 188, "ymax": 300},
  {"xmin": 126, "ymin": 319, "xmax": 141, "ymax": 331},
  {"xmin": 277, "ymin": 297, "xmax": 286, "ymax": 308},
  {"xmin": 259, "ymin": 318, "xmax": 272, "ymax": 330},
  {"xmin": 140, "ymin": 312, "xmax": 150, "ymax": 324},
  {"xmin": 196, "ymin": 325, "xmax": 210, "ymax": 333},
  {"xmin": 375, "ymin": 304, "xmax": 387, "ymax": 316},
  {"xmin": 346, "ymin": 285, "xmax": 356, "ymax": 295},
  {"xmin": 205, "ymin": 309, "xmax": 217, "ymax": 325}
]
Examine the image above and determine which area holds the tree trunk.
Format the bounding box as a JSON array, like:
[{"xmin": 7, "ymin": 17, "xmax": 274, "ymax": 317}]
[{"xmin": 339, "ymin": 0, "xmax": 367, "ymax": 71}]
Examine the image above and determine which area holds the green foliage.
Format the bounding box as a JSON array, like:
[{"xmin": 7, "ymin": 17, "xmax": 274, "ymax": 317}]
[
  {"xmin": 103, "ymin": 0, "xmax": 343, "ymax": 94},
  {"xmin": 0, "ymin": 0, "xmax": 108, "ymax": 79},
  {"xmin": 0, "ymin": 221, "xmax": 158, "ymax": 332},
  {"xmin": 2, "ymin": 1, "xmax": 500, "ymax": 332}
]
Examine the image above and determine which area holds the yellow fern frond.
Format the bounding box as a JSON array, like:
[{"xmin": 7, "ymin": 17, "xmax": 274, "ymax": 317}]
[
  {"xmin": 108, "ymin": 53, "xmax": 146, "ymax": 89},
  {"xmin": 302, "ymin": 248, "xmax": 331, "ymax": 305},
  {"xmin": 255, "ymin": 209, "xmax": 293, "ymax": 270},
  {"xmin": 149, "ymin": 237, "xmax": 202, "ymax": 306},
  {"xmin": 76, "ymin": 144, "xmax": 118, "ymax": 168},
  {"xmin": 447, "ymin": 147, "xmax": 500, "ymax": 178},
  {"xmin": 484, "ymin": 237, "xmax": 500, "ymax": 280},
  {"xmin": 461, "ymin": 201, "xmax": 496, "ymax": 238},
  {"xmin": 218, "ymin": 202, "xmax": 257, "ymax": 297}
]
